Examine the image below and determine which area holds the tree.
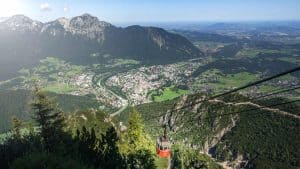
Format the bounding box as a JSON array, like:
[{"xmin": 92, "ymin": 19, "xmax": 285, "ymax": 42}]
[
  {"xmin": 10, "ymin": 152, "xmax": 92, "ymax": 169},
  {"xmin": 118, "ymin": 108, "xmax": 155, "ymax": 169},
  {"xmin": 172, "ymin": 144, "xmax": 210, "ymax": 169},
  {"xmin": 11, "ymin": 116, "xmax": 22, "ymax": 139},
  {"xmin": 99, "ymin": 127, "xmax": 125, "ymax": 169},
  {"xmin": 127, "ymin": 150, "xmax": 156, "ymax": 169},
  {"xmin": 119, "ymin": 108, "xmax": 153, "ymax": 154},
  {"xmin": 76, "ymin": 126, "xmax": 98, "ymax": 164},
  {"xmin": 31, "ymin": 88, "xmax": 65, "ymax": 152}
]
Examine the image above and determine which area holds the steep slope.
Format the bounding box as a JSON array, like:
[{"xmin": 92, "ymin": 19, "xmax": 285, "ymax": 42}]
[
  {"xmin": 126, "ymin": 94, "xmax": 300, "ymax": 169},
  {"xmin": 0, "ymin": 89, "xmax": 102, "ymax": 133},
  {"xmin": 0, "ymin": 14, "xmax": 202, "ymax": 80},
  {"xmin": 102, "ymin": 25, "xmax": 201, "ymax": 63},
  {"xmin": 0, "ymin": 15, "xmax": 44, "ymax": 80}
]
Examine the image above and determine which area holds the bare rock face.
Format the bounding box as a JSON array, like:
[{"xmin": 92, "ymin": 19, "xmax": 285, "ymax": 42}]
[
  {"xmin": 41, "ymin": 14, "xmax": 113, "ymax": 42},
  {"xmin": 67, "ymin": 14, "xmax": 113, "ymax": 42},
  {"xmin": 41, "ymin": 19, "xmax": 68, "ymax": 36},
  {"xmin": 1, "ymin": 15, "xmax": 42, "ymax": 32}
]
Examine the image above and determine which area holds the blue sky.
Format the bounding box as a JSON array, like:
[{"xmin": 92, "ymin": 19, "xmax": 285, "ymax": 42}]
[{"xmin": 1, "ymin": 0, "xmax": 300, "ymax": 23}]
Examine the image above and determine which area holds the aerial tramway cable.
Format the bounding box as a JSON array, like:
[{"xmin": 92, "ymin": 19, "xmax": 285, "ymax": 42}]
[
  {"xmin": 149, "ymin": 67, "xmax": 300, "ymax": 158},
  {"xmin": 146, "ymin": 66, "xmax": 300, "ymax": 121},
  {"xmin": 175, "ymin": 66, "xmax": 300, "ymax": 112},
  {"xmin": 208, "ymin": 85, "xmax": 300, "ymax": 112},
  {"xmin": 182, "ymin": 99, "xmax": 300, "ymax": 126}
]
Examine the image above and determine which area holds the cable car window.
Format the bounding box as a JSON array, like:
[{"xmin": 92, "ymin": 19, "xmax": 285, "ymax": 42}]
[{"xmin": 160, "ymin": 146, "xmax": 163, "ymax": 150}]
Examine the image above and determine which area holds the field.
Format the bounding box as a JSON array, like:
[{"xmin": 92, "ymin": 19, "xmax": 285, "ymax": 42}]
[
  {"xmin": 13, "ymin": 57, "xmax": 90, "ymax": 95},
  {"xmin": 150, "ymin": 85, "xmax": 189, "ymax": 102},
  {"xmin": 216, "ymin": 72, "xmax": 258, "ymax": 88},
  {"xmin": 193, "ymin": 41, "xmax": 229, "ymax": 53},
  {"xmin": 42, "ymin": 83, "xmax": 78, "ymax": 93},
  {"xmin": 113, "ymin": 58, "xmax": 140, "ymax": 66},
  {"xmin": 192, "ymin": 69, "xmax": 259, "ymax": 94},
  {"xmin": 235, "ymin": 48, "xmax": 280, "ymax": 58}
]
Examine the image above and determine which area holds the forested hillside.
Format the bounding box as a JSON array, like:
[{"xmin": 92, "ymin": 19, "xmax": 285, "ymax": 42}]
[
  {"xmin": 0, "ymin": 10, "xmax": 300, "ymax": 169},
  {"xmin": 0, "ymin": 90, "xmax": 156, "ymax": 169},
  {"xmin": 0, "ymin": 89, "xmax": 225, "ymax": 169},
  {"xmin": 119, "ymin": 94, "xmax": 300, "ymax": 169},
  {"xmin": 0, "ymin": 89, "xmax": 101, "ymax": 133}
]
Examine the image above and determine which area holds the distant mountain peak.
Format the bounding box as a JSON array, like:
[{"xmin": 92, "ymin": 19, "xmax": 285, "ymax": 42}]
[
  {"xmin": 81, "ymin": 13, "xmax": 95, "ymax": 18},
  {"xmin": 70, "ymin": 13, "xmax": 112, "ymax": 28},
  {"xmin": 72, "ymin": 13, "xmax": 98, "ymax": 22},
  {"xmin": 0, "ymin": 17, "xmax": 9, "ymax": 23},
  {"xmin": 67, "ymin": 14, "xmax": 113, "ymax": 41},
  {"xmin": 57, "ymin": 17, "xmax": 70, "ymax": 24},
  {"xmin": 0, "ymin": 13, "xmax": 202, "ymax": 67},
  {"xmin": 2, "ymin": 14, "xmax": 42, "ymax": 32},
  {"xmin": 9, "ymin": 14, "xmax": 32, "ymax": 21}
]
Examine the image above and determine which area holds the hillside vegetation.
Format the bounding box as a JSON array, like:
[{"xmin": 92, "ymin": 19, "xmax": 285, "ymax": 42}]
[{"xmin": 124, "ymin": 94, "xmax": 300, "ymax": 169}]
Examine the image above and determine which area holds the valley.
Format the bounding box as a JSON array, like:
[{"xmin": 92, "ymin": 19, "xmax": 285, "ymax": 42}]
[{"xmin": 0, "ymin": 14, "xmax": 300, "ymax": 169}]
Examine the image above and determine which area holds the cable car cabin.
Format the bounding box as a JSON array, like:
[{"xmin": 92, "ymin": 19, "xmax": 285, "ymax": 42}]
[{"xmin": 156, "ymin": 136, "xmax": 171, "ymax": 158}]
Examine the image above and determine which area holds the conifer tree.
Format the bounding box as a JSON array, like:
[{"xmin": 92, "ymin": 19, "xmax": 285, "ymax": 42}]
[
  {"xmin": 11, "ymin": 116, "xmax": 22, "ymax": 139},
  {"xmin": 99, "ymin": 127, "xmax": 124, "ymax": 169},
  {"xmin": 118, "ymin": 108, "xmax": 155, "ymax": 169},
  {"xmin": 119, "ymin": 107, "xmax": 153, "ymax": 154},
  {"xmin": 31, "ymin": 88, "xmax": 65, "ymax": 152}
]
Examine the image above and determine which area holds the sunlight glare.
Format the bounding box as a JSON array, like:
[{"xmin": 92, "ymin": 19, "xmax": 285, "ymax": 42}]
[{"xmin": 0, "ymin": 0, "xmax": 24, "ymax": 17}]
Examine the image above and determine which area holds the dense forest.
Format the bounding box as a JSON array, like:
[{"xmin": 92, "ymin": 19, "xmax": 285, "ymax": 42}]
[
  {"xmin": 118, "ymin": 94, "xmax": 300, "ymax": 169},
  {"xmin": 0, "ymin": 89, "xmax": 222, "ymax": 169},
  {"xmin": 0, "ymin": 89, "xmax": 156, "ymax": 169},
  {"xmin": 0, "ymin": 89, "xmax": 102, "ymax": 133}
]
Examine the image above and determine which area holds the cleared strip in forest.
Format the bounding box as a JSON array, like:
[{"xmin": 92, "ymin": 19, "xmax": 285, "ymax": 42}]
[{"xmin": 209, "ymin": 99, "xmax": 300, "ymax": 120}]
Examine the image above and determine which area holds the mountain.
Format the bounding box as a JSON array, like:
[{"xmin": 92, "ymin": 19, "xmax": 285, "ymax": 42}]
[
  {"xmin": 0, "ymin": 17, "xmax": 8, "ymax": 23},
  {"xmin": 0, "ymin": 14, "xmax": 202, "ymax": 80},
  {"xmin": 127, "ymin": 94, "xmax": 300, "ymax": 169}
]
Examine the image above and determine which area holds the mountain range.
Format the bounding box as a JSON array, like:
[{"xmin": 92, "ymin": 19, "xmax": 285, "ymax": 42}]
[{"xmin": 0, "ymin": 14, "xmax": 202, "ymax": 80}]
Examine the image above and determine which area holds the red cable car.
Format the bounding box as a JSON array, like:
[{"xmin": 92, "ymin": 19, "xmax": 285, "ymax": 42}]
[{"xmin": 156, "ymin": 126, "xmax": 171, "ymax": 158}]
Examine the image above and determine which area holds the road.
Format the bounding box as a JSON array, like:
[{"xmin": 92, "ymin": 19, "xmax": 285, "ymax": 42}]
[{"xmin": 95, "ymin": 74, "xmax": 129, "ymax": 117}]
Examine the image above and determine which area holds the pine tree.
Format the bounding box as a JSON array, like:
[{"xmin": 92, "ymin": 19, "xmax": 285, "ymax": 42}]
[
  {"xmin": 118, "ymin": 108, "xmax": 155, "ymax": 169},
  {"xmin": 11, "ymin": 116, "xmax": 22, "ymax": 139},
  {"xmin": 119, "ymin": 107, "xmax": 153, "ymax": 154},
  {"xmin": 31, "ymin": 88, "xmax": 65, "ymax": 152},
  {"xmin": 99, "ymin": 127, "xmax": 124, "ymax": 169}
]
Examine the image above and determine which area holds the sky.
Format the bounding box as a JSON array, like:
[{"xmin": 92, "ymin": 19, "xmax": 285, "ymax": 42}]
[{"xmin": 0, "ymin": 0, "xmax": 300, "ymax": 23}]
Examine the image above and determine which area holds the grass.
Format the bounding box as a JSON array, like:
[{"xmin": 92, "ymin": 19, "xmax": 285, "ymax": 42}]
[
  {"xmin": 113, "ymin": 59, "xmax": 140, "ymax": 66},
  {"xmin": 235, "ymin": 48, "xmax": 291, "ymax": 58},
  {"xmin": 192, "ymin": 69, "xmax": 259, "ymax": 94},
  {"xmin": 235, "ymin": 48, "xmax": 261, "ymax": 58},
  {"xmin": 155, "ymin": 157, "xmax": 169, "ymax": 169},
  {"xmin": 276, "ymin": 74, "xmax": 298, "ymax": 81},
  {"xmin": 42, "ymin": 83, "xmax": 77, "ymax": 94},
  {"xmin": 278, "ymin": 57, "xmax": 300, "ymax": 63},
  {"xmin": 259, "ymin": 85, "xmax": 281, "ymax": 93},
  {"xmin": 151, "ymin": 85, "xmax": 189, "ymax": 102},
  {"xmin": 217, "ymin": 72, "xmax": 258, "ymax": 88},
  {"xmin": 17, "ymin": 57, "xmax": 88, "ymax": 94},
  {"xmin": 194, "ymin": 41, "xmax": 229, "ymax": 50},
  {"xmin": 35, "ymin": 57, "xmax": 85, "ymax": 76}
]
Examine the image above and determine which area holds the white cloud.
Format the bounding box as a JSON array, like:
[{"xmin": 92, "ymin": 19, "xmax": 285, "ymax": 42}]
[
  {"xmin": 63, "ymin": 7, "xmax": 69, "ymax": 12},
  {"xmin": 40, "ymin": 3, "xmax": 51, "ymax": 12}
]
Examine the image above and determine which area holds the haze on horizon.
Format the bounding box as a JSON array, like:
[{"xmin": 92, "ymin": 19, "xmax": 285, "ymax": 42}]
[{"xmin": 0, "ymin": 0, "xmax": 300, "ymax": 24}]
